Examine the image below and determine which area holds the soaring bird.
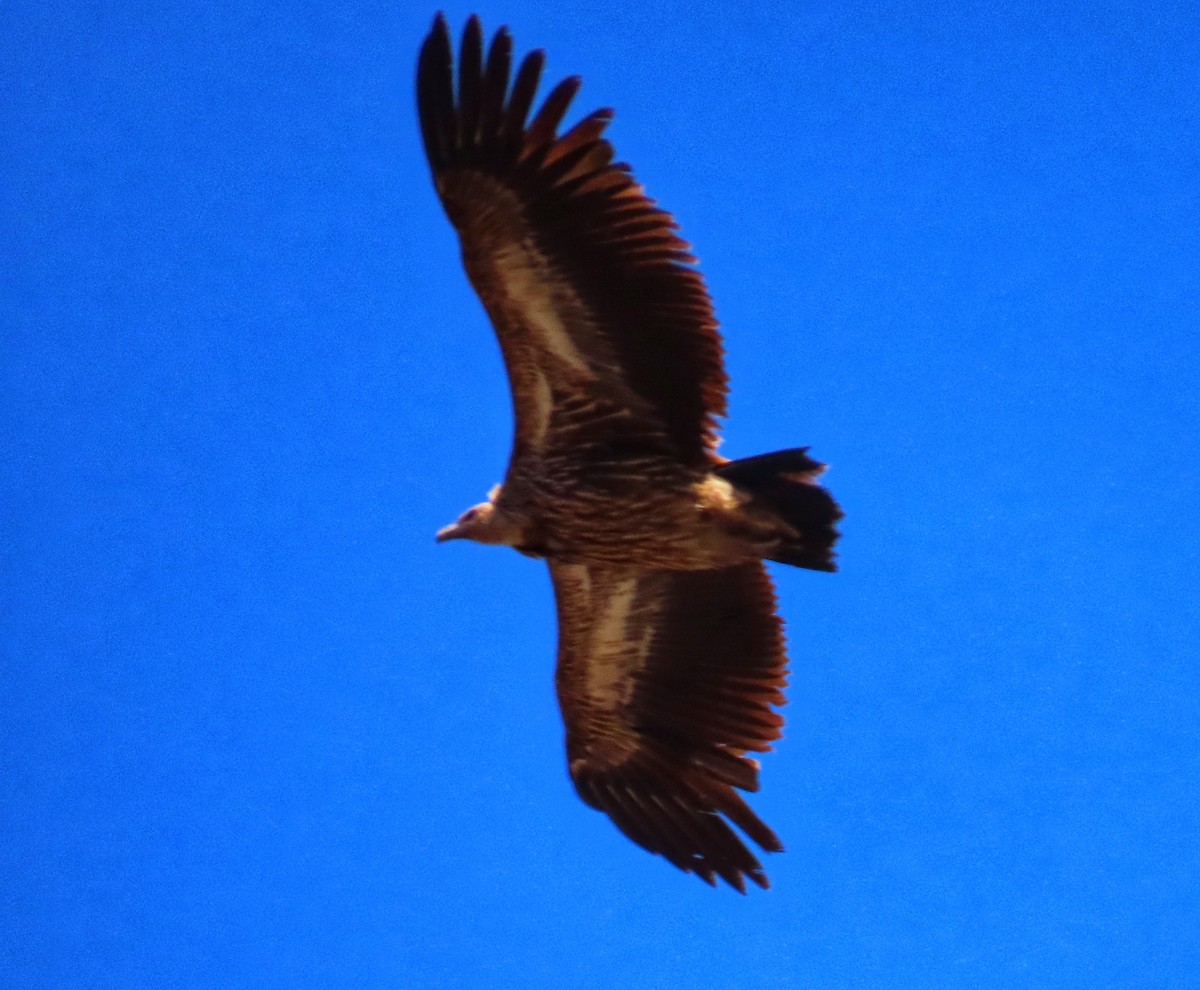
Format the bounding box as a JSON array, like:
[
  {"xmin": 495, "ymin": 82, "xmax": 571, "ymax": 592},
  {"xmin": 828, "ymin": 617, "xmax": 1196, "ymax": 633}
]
[{"xmin": 418, "ymin": 13, "xmax": 841, "ymax": 891}]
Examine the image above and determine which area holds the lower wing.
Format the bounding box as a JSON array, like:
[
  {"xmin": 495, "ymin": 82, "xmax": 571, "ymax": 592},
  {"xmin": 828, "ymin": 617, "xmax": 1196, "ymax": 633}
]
[{"xmin": 549, "ymin": 560, "xmax": 790, "ymax": 892}]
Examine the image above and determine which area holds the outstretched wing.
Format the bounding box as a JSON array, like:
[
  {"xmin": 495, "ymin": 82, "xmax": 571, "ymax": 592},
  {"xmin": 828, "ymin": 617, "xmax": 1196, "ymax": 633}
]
[
  {"xmin": 550, "ymin": 561, "xmax": 789, "ymax": 892},
  {"xmin": 417, "ymin": 14, "xmax": 726, "ymax": 467}
]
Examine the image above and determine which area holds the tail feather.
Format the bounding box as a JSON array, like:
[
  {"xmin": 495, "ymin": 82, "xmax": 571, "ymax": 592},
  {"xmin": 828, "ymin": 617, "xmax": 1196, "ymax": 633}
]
[{"xmin": 716, "ymin": 448, "xmax": 842, "ymax": 572}]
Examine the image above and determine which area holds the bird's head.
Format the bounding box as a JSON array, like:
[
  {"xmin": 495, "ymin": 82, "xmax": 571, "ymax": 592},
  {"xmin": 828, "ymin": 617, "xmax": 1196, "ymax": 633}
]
[{"xmin": 435, "ymin": 496, "xmax": 522, "ymax": 547}]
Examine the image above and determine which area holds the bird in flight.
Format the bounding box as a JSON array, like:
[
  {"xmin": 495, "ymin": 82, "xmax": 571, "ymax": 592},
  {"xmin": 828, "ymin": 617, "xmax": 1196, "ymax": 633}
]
[{"xmin": 417, "ymin": 13, "xmax": 841, "ymax": 891}]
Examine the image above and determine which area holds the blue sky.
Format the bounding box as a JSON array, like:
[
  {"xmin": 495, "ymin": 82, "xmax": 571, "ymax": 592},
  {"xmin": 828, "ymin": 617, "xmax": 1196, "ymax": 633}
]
[{"xmin": 4, "ymin": 2, "xmax": 1199, "ymax": 987}]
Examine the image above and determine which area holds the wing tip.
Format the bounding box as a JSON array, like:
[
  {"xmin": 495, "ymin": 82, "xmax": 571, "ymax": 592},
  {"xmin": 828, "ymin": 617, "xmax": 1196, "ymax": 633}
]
[{"xmin": 572, "ymin": 761, "xmax": 784, "ymax": 892}]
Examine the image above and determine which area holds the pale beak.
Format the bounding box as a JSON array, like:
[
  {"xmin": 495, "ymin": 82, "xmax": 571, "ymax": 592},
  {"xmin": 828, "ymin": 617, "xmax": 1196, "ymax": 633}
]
[{"xmin": 435, "ymin": 522, "xmax": 464, "ymax": 543}]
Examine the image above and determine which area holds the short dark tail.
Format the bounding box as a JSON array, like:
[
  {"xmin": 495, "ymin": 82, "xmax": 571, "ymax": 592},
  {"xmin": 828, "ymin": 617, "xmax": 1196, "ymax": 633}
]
[{"xmin": 716, "ymin": 448, "xmax": 843, "ymax": 572}]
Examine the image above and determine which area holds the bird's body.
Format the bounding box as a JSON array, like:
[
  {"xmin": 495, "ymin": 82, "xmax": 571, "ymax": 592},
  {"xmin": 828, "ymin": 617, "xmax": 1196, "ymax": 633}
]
[
  {"xmin": 476, "ymin": 457, "xmax": 782, "ymax": 570},
  {"xmin": 418, "ymin": 13, "xmax": 842, "ymax": 891}
]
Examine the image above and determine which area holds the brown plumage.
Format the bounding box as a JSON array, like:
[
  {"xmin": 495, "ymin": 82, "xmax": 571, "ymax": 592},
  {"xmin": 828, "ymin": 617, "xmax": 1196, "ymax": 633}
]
[{"xmin": 418, "ymin": 13, "xmax": 842, "ymax": 891}]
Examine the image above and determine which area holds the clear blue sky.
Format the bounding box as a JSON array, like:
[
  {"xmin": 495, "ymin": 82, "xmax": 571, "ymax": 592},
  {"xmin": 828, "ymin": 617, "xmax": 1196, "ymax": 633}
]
[{"xmin": 4, "ymin": 2, "xmax": 1199, "ymax": 987}]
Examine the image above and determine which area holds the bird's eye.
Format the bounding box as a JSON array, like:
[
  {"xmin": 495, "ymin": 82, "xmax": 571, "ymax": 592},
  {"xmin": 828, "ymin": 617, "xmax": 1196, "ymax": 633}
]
[{"xmin": 462, "ymin": 508, "xmax": 478, "ymax": 522}]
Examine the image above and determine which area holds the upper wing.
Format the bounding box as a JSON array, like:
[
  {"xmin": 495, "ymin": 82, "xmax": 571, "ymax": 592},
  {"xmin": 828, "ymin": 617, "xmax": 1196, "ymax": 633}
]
[
  {"xmin": 417, "ymin": 14, "xmax": 726, "ymax": 467},
  {"xmin": 550, "ymin": 560, "xmax": 789, "ymax": 892}
]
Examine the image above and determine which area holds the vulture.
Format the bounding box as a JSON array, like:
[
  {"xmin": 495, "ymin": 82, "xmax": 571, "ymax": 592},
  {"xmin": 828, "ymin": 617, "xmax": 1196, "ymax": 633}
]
[{"xmin": 418, "ymin": 13, "xmax": 841, "ymax": 892}]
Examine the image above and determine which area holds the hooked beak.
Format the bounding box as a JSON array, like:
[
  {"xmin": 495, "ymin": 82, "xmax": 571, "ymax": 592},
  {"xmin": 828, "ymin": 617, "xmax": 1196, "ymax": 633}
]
[{"xmin": 435, "ymin": 522, "xmax": 464, "ymax": 543}]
